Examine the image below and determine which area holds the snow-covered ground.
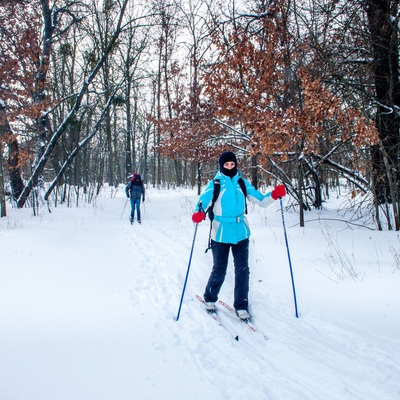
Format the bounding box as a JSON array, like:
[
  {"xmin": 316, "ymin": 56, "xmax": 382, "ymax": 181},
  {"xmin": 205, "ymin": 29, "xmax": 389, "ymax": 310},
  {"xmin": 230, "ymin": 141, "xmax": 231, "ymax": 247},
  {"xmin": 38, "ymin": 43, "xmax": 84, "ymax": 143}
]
[{"xmin": 1, "ymin": 186, "xmax": 399, "ymax": 400}]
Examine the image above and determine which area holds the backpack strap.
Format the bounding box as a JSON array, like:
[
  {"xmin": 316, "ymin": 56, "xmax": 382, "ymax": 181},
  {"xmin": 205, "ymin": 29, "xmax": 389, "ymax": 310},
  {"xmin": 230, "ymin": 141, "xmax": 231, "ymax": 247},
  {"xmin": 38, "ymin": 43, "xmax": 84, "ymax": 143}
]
[
  {"xmin": 205, "ymin": 179, "xmax": 220, "ymax": 221},
  {"xmin": 204, "ymin": 178, "xmax": 247, "ymax": 252},
  {"xmin": 205, "ymin": 179, "xmax": 220, "ymax": 253},
  {"xmin": 238, "ymin": 178, "xmax": 248, "ymax": 214}
]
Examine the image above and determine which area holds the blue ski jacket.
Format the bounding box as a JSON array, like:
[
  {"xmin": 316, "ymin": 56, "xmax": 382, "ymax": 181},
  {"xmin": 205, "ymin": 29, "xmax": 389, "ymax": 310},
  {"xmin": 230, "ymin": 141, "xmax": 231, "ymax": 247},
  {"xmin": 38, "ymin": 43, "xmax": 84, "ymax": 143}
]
[{"xmin": 194, "ymin": 170, "xmax": 275, "ymax": 244}]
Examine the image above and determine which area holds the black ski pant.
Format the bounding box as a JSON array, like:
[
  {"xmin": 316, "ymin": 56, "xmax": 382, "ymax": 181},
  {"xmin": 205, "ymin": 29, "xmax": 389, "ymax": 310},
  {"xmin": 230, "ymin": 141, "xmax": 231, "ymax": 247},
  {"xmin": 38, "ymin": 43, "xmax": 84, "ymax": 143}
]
[{"xmin": 203, "ymin": 238, "xmax": 249, "ymax": 311}]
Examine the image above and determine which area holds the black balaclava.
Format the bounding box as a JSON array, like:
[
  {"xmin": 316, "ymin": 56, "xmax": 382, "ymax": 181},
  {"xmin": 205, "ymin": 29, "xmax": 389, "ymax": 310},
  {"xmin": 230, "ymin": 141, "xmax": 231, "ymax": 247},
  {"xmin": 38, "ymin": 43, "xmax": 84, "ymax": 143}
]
[{"xmin": 219, "ymin": 151, "xmax": 237, "ymax": 178}]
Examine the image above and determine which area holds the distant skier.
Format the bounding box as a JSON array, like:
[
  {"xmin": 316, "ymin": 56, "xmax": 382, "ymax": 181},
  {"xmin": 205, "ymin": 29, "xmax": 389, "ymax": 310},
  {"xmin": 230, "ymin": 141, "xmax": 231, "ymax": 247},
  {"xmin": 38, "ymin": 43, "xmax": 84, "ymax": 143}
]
[{"xmin": 126, "ymin": 173, "xmax": 145, "ymax": 224}]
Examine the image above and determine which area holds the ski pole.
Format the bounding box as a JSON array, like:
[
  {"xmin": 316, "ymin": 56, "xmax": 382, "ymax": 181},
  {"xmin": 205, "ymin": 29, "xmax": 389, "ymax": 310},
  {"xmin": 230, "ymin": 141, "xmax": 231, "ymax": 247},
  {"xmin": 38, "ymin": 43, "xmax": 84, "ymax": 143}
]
[
  {"xmin": 121, "ymin": 198, "xmax": 128, "ymax": 219},
  {"xmin": 176, "ymin": 222, "xmax": 199, "ymax": 321},
  {"xmin": 122, "ymin": 198, "xmax": 128, "ymax": 218},
  {"xmin": 279, "ymin": 197, "xmax": 299, "ymax": 318}
]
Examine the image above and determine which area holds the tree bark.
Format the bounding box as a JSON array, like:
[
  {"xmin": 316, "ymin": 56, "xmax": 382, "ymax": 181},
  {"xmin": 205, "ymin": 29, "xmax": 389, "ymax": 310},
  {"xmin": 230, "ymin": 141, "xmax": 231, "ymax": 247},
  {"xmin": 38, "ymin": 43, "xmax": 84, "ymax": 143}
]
[
  {"xmin": 365, "ymin": 0, "xmax": 400, "ymax": 229},
  {"xmin": 0, "ymin": 141, "xmax": 6, "ymax": 217},
  {"xmin": 0, "ymin": 103, "xmax": 24, "ymax": 200}
]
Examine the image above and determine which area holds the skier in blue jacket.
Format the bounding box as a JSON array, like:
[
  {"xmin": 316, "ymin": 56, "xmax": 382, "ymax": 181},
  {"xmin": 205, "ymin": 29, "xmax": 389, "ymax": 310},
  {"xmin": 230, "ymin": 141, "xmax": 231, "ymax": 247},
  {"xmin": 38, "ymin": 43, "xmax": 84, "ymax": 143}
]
[
  {"xmin": 192, "ymin": 151, "xmax": 286, "ymax": 320},
  {"xmin": 126, "ymin": 173, "xmax": 145, "ymax": 224}
]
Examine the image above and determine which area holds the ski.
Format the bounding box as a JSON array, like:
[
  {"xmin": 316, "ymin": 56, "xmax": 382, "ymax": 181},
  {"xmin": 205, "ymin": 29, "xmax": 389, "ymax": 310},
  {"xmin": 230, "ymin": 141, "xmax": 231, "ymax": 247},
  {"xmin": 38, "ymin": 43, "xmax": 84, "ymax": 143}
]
[
  {"xmin": 218, "ymin": 300, "xmax": 258, "ymax": 333},
  {"xmin": 196, "ymin": 295, "xmax": 239, "ymax": 341}
]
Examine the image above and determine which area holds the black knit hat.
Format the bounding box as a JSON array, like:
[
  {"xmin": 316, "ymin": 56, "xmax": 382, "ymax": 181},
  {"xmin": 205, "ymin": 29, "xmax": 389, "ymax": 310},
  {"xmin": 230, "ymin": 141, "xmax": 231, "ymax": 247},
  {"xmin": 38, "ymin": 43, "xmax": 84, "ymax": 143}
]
[{"xmin": 219, "ymin": 151, "xmax": 237, "ymax": 169}]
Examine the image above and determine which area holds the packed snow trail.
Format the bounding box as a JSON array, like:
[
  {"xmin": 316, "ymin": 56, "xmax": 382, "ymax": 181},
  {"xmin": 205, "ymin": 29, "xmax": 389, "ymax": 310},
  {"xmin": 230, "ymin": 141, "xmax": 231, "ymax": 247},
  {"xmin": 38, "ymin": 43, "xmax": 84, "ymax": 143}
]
[
  {"xmin": 0, "ymin": 186, "xmax": 399, "ymax": 400},
  {"xmin": 121, "ymin": 188, "xmax": 400, "ymax": 400}
]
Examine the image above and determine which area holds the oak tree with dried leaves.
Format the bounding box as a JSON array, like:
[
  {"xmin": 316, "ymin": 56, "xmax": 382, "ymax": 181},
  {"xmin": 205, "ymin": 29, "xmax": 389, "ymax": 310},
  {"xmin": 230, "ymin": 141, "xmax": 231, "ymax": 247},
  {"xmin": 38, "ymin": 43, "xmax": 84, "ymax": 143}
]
[{"xmin": 203, "ymin": 1, "xmax": 379, "ymax": 226}]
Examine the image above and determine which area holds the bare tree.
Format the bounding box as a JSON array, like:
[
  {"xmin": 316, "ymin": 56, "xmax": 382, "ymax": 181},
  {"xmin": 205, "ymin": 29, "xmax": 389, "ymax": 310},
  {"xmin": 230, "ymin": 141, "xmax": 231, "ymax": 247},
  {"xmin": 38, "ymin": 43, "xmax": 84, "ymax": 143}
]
[
  {"xmin": 116, "ymin": 5, "xmax": 150, "ymax": 180},
  {"xmin": 17, "ymin": 0, "xmax": 130, "ymax": 207}
]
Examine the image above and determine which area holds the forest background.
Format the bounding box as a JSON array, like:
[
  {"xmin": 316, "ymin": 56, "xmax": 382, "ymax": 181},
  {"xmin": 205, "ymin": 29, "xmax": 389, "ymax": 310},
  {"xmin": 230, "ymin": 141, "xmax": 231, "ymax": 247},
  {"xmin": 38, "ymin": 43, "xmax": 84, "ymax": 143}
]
[{"xmin": 0, "ymin": 0, "xmax": 399, "ymax": 232}]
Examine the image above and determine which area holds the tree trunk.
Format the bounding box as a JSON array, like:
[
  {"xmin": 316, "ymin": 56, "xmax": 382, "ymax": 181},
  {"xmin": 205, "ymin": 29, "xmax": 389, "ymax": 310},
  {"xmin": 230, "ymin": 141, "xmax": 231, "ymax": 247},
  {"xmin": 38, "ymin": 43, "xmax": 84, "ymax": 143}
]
[
  {"xmin": 366, "ymin": 0, "xmax": 400, "ymax": 229},
  {"xmin": 0, "ymin": 141, "xmax": 6, "ymax": 217},
  {"xmin": 197, "ymin": 161, "xmax": 202, "ymax": 195},
  {"xmin": 298, "ymin": 159, "xmax": 305, "ymax": 227},
  {"xmin": 0, "ymin": 104, "xmax": 24, "ymax": 200},
  {"xmin": 32, "ymin": 0, "xmax": 55, "ymax": 173},
  {"xmin": 251, "ymin": 153, "xmax": 258, "ymax": 189}
]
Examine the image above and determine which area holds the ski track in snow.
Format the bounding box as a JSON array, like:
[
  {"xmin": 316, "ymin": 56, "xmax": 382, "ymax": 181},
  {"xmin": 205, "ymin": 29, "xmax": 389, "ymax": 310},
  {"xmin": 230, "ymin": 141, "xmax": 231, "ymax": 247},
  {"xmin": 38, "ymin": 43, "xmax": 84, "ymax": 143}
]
[
  {"xmin": 1, "ymin": 187, "xmax": 399, "ymax": 400},
  {"xmin": 119, "ymin": 189, "xmax": 400, "ymax": 400}
]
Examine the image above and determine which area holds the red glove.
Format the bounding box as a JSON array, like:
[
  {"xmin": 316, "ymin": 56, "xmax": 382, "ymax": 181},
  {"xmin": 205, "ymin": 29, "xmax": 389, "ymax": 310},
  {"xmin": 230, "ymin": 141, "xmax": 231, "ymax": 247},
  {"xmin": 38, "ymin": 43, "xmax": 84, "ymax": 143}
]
[
  {"xmin": 192, "ymin": 211, "xmax": 206, "ymax": 223},
  {"xmin": 271, "ymin": 184, "xmax": 286, "ymax": 200}
]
